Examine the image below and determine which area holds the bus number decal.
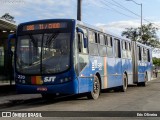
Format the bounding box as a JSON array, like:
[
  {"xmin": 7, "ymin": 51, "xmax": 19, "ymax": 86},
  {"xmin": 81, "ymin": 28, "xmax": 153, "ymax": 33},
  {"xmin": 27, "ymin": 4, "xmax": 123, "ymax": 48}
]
[
  {"xmin": 92, "ymin": 60, "xmax": 102, "ymax": 71},
  {"xmin": 18, "ymin": 75, "xmax": 25, "ymax": 79},
  {"xmin": 98, "ymin": 63, "xmax": 102, "ymax": 70}
]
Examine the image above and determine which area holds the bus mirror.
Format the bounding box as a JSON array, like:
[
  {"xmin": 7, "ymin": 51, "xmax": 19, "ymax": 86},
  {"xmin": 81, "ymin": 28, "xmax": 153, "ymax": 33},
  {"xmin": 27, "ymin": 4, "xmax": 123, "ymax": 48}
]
[
  {"xmin": 84, "ymin": 38, "xmax": 88, "ymax": 48},
  {"xmin": 8, "ymin": 34, "xmax": 16, "ymax": 40},
  {"xmin": 76, "ymin": 27, "xmax": 83, "ymax": 33},
  {"xmin": 7, "ymin": 34, "xmax": 16, "ymax": 53}
]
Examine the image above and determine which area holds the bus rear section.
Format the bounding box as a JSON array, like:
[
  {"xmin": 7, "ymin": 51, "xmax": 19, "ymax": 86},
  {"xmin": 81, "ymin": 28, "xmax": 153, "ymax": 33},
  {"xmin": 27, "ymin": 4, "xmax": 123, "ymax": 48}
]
[
  {"xmin": 15, "ymin": 19, "xmax": 79, "ymax": 95},
  {"xmin": 132, "ymin": 41, "xmax": 152, "ymax": 86}
]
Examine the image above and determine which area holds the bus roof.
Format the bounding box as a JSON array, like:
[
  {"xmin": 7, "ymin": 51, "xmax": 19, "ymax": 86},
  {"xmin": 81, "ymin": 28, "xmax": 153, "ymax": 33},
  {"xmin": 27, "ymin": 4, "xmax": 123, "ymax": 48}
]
[
  {"xmin": 76, "ymin": 20, "xmax": 152, "ymax": 49},
  {"xmin": 17, "ymin": 19, "xmax": 151, "ymax": 49},
  {"xmin": 76, "ymin": 20, "xmax": 131, "ymax": 41}
]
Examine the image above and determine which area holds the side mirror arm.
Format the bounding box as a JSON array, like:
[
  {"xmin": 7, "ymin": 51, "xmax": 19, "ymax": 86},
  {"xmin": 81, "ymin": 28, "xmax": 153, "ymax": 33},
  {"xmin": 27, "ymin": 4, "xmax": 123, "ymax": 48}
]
[{"xmin": 7, "ymin": 34, "xmax": 16, "ymax": 54}]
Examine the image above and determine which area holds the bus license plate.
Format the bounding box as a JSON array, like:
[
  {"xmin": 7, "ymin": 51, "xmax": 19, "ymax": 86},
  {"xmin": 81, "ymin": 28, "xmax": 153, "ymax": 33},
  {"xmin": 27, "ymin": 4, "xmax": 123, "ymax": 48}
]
[{"xmin": 37, "ymin": 87, "xmax": 47, "ymax": 91}]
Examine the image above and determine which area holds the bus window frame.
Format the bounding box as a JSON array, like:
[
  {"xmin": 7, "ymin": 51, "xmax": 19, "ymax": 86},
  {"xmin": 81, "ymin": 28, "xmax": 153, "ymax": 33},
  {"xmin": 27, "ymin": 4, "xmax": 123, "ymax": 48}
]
[
  {"xmin": 122, "ymin": 40, "xmax": 127, "ymax": 59},
  {"xmin": 106, "ymin": 35, "xmax": 113, "ymax": 57},
  {"xmin": 88, "ymin": 29, "xmax": 99, "ymax": 56},
  {"xmin": 127, "ymin": 42, "xmax": 132, "ymax": 59},
  {"xmin": 77, "ymin": 30, "xmax": 88, "ymax": 55},
  {"xmin": 147, "ymin": 49, "xmax": 151, "ymax": 62},
  {"xmin": 137, "ymin": 46, "xmax": 142, "ymax": 61},
  {"xmin": 99, "ymin": 33, "xmax": 105, "ymax": 45},
  {"xmin": 98, "ymin": 33, "xmax": 107, "ymax": 57},
  {"xmin": 114, "ymin": 38, "xmax": 121, "ymax": 58}
]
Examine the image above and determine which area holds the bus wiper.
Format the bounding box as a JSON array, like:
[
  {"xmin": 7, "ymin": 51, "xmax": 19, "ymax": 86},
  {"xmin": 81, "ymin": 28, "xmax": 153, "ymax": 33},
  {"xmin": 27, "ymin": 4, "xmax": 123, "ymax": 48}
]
[
  {"xmin": 45, "ymin": 33, "xmax": 59, "ymax": 46},
  {"xmin": 29, "ymin": 35, "xmax": 38, "ymax": 47}
]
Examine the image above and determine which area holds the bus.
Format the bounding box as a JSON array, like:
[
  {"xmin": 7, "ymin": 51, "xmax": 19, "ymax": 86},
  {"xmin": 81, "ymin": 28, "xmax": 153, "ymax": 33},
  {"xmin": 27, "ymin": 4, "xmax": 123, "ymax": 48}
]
[{"xmin": 8, "ymin": 19, "xmax": 152, "ymax": 99}]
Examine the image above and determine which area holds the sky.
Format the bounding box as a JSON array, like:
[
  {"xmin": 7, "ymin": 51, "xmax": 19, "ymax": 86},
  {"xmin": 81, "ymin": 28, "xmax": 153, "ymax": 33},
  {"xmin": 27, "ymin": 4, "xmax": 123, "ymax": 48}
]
[
  {"xmin": 0, "ymin": 0, "xmax": 160, "ymax": 56},
  {"xmin": 0, "ymin": 0, "xmax": 160, "ymax": 34}
]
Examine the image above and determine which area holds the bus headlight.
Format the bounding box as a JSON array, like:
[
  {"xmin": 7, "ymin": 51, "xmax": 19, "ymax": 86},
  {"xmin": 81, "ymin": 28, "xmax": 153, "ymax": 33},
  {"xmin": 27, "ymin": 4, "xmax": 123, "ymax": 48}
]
[
  {"xmin": 65, "ymin": 78, "xmax": 68, "ymax": 82},
  {"xmin": 60, "ymin": 77, "xmax": 72, "ymax": 83},
  {"xmin": 19, "ymin": 79, "xmax": 22, "ymax": 83},
  {"xmin": 60, "ymin": 79, "xmax": 64, "ymax": 83},
  {"xmin": 22, "ymin": 80, "xmax": 25, "ymax": 84}
]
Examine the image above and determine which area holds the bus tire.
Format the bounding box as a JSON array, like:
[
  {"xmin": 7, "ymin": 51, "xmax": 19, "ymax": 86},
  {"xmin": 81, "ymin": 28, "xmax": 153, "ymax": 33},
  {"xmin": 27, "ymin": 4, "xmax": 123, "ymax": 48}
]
[
  {"xmin": 41, "ymin": 94, "xmax": 56, "ymax": 100},
  {"xmin": 87, "ymin": 75, "xmax": 100, "ymax": 100},
  {"xmin": 120, "ymin": 73, "xmax": 128, "ymax": 92}
]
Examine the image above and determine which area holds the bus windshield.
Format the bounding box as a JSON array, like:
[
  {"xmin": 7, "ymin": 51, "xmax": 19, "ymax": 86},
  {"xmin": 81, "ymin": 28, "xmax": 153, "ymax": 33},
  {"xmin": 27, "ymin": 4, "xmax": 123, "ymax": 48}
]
[{"xmin": 16, "ymin": 33, "xmax": 71, "ymax": 74}]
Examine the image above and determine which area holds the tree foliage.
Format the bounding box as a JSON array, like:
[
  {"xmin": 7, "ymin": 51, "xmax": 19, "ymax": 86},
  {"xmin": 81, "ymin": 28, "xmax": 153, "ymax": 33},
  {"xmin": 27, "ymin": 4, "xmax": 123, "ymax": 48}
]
[
  {"xmin": 153, "ymin": 57, "xmax": 160, "ymax": 66},
  {"xmin": 1, "ymin": 13, "xmax": 15, "ymax": 23},
  {"xmin": 121, "ymin": 23, "xmax": 160, "ymax": 48}
]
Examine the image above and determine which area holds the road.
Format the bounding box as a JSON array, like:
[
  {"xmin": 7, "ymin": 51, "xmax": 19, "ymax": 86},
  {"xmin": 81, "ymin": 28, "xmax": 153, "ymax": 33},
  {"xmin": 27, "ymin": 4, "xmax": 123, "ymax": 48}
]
[{"xmin": 0, "ymin": 78, "xmax": 160, "ymax": 120}]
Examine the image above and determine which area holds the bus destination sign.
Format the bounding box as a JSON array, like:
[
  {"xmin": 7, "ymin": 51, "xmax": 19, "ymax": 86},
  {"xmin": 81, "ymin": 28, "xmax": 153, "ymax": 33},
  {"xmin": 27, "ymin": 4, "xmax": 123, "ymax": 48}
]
[{"xmin": 22, "ymin": 22, "xmax": 67, "ymax": 31}]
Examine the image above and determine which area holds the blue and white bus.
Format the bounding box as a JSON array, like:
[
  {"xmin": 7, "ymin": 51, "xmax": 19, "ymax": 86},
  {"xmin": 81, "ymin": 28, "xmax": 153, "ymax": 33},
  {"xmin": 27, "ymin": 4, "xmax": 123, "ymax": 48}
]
[{"xmin": 9, "ymin": 19, "xmax": 152, "ymax": 99}]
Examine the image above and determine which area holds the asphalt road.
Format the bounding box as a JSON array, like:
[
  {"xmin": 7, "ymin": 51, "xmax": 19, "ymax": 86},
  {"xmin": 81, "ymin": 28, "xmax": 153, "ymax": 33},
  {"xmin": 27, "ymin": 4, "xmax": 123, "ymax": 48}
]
[{"xmin": 0, "ymin": 77, "xmax": 160, "ymax": 120}]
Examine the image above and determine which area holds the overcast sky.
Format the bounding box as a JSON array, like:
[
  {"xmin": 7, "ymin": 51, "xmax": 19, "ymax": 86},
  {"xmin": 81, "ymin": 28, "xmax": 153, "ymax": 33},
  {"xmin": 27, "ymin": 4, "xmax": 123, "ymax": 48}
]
[{"xmin": 0, "ymin": 0, "xmax": 160, "ymax": 36}]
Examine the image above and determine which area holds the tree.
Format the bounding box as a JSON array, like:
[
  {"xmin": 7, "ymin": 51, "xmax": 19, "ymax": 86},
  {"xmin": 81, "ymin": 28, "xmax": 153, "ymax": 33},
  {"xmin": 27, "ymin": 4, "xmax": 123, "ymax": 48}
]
[
  {"xmin": 122, "ymin": 23, "xmax": 160, "ymax": 48},
  {"xmin": 153, "ymin": 57, "xmax": 160, "ymax": 66},
  {"xmin": 121, "ymin": 27, "xmax": 138, "ymax": 41},
  {"xmin": 1, "ymin": 13, "xmax": 15, "ymax": 23}
]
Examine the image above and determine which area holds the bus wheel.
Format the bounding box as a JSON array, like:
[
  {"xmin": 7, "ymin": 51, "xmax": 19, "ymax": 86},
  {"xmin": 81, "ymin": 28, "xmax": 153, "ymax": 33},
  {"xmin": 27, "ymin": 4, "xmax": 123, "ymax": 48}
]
[
  {"xmin": 120, "ymin": 74, "xmax": 128, "ymax": 92},
  {"xmin": 41, "ymin": 94, "xmax": 56, "ymax": 100},
  {"xmin": 87, "ymin": 75, "xmax": 100, "ymax": 100}
]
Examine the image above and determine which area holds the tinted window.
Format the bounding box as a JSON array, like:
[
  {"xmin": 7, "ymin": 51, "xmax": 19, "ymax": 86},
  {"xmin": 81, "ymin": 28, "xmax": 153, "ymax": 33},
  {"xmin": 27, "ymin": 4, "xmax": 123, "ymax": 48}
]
[
  {"xmin": 77, "ymin": 33, "xmax": 88, "ymax": 54},
  {"xmin": 107, "ymin": 36, "xmax": 113, "ymax": 47},
  {"xmin": 147, "ymin": 49, "xmax": 151, "ymax": 62},
  {"xmin": 143, "ymin": 48, "xmax": 147, "ymax": 62},
  {"xmin": 137, "ymin": 46, "xmax": 142, "ymax": 61},
  {"xmin": 107, "ymin": 36, "xmax": 113, "ymax": 57},
  {"xmin": 122, "ymin": 41, "xmax": 127, "ymax": 58},
  {"xmin": 115, "ymin": 39, "xmax": 121, "ymax": 58},
  {"xmin": 99, "ymin": 34, "xmax": 105, "ymax": 45},
  {"xmin": 89, "ymin": 43, "xmax": 99, "ymax": 56},
  {"xmin": 88, "ymin": 31, "xmax": 95, "ymax": 43},
  {"xmin": 99, "ymin": 45, "xmax": 107, "ymax": 56}
]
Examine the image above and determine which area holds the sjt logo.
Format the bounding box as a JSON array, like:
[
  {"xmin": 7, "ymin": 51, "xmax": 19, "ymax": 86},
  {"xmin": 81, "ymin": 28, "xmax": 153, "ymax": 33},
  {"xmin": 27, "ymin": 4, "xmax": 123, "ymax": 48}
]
[{"xmin": 44, "ymin": 77, "xmax": 55, "ymax": 82}]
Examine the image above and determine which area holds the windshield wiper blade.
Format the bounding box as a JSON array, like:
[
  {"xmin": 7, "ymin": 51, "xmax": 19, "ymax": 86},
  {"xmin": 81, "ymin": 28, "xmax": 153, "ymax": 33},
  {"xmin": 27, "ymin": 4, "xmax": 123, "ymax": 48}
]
[
  {"xmin": 29, "ymin": 35, "xmax": 38, "ymax": 47},
  {"xmin": 45, "ymin": 33, "xmax": 59, "ymax": 46}
]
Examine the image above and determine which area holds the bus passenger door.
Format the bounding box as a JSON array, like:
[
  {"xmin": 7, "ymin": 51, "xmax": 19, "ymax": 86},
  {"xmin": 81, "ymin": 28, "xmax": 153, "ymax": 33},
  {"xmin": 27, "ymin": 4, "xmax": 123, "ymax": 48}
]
[
  {"xmin": 114, "ymin": 39, "xmax": 122, "ymax": 86},
  {"xmin": 132, "ymin": 41, "xmax": 138, "ymax": 83},
  {"xmin": 76, "ymin": 28, "xmax": 90, "ymax": 93}
]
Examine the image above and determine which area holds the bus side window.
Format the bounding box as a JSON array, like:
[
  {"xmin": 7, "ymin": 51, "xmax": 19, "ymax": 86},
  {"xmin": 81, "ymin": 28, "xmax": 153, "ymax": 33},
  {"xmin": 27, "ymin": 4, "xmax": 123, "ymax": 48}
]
[
  {"xmin": 110, "ymin": 37, "xmax": 113, "ymax": 46},
  {"xmin": 107, "ymin": 36, "xmax": 113, "ymax": 57},
  {"xmin": 99, "ymin": 34, "xmax": 105, "ymax": 45},
  {"xmin": 88, "ymin": 30, "xmax": 95, "ymax": 43},
  {"xmin": 77, "ymin": 33, "xmax": 88, "ymax": 54},
  {"xmin": 128, "ymin": 42, "xmax": 131, "ymax": 51},
  {"xmin": 95, "ymin": 33, "xmax": 98, "ymax": 43},
  {"xmin": 137, "ymin": 46, "xmax": 142, "ymax": 61},
  {"xmin": 143, "ymin": 48, "xmax": 147, "ymax": 62},
  {"xmin": 99, "ymin": 34, "xmax": 106, "ymax": 56},
  {"xmin": 105, "ymin": 35, "xmax": 107, "ymax": 45},
  {"xmin": 147, "ymin": 49, "xmax": 151, "ymax": 62},
  {"xmin": 77, "ymin": 33, "xmax": 82, "ymax": 53},
  {"xmin": 127, "ymin": 42, "xmax": 131, "ymax": 59},
  {"xmin": 81, "ymin": 28, "xmax": 88, "ymax": 54},
  {"xmin": 115, "ymin": 39, "xmax": 121, "ymax": 58},
  {"xmin": 122, "ymin": 41, "xmax": 127, "ymax": 58}
]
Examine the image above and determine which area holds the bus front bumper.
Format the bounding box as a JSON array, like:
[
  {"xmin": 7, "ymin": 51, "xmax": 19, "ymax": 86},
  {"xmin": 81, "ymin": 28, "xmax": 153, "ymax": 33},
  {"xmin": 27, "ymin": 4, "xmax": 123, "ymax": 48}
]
[{"xmin": 16, "ymin": 79, "xmax": 79, "ymax": 94}]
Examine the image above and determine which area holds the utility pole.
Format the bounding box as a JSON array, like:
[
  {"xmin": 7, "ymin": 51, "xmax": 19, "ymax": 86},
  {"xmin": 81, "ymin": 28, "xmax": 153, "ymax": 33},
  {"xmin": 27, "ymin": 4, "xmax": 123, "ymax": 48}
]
[
  {"xmin": 77, "ymin": 0, "xmax": 82, "ymax": 21},
  {"xmin": 126, "ymin": 0, "xmax": 143, "ymax": 41}
]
